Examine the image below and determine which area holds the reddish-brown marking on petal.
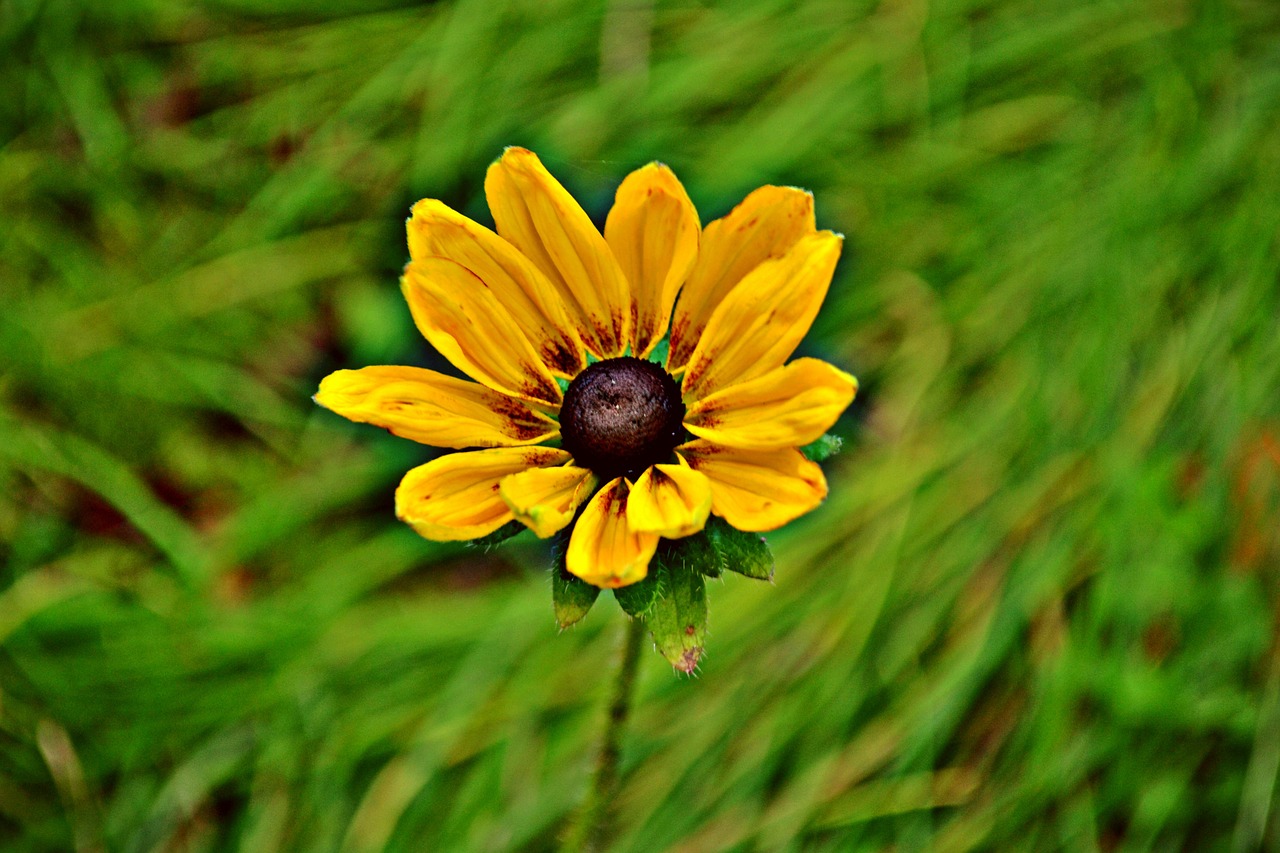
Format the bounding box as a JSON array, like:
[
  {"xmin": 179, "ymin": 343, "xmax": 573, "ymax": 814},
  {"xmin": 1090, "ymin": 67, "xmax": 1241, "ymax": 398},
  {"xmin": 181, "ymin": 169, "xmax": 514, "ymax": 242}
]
[
  {"xmin": 525, "ymin": 447, "xmax": 567, "ymax": 466},
  {"xmin": 543, "ymin": 342, "xmax": 582, "ymax": 377},
  {"xmin": 590, "ymin": 320, "xmax": 617, "ymax": 355},
  {"xmin": 683, "ymin": 361, "xmax": 707, "ymax": 393},
  {"xmin": 479, "ymin": 397, "xmax": 553, "ymax": 441},
  {"xmin": 682, "ymin": 441, "xmax": 728, "ymax": 457},
  {"xmin": 670, "ymin": 317, "xmax": 688, "ymax": 340},
  {"xmin": 518, "ymin": 380, "xmax": 558, "ymax": 405},
  {"xmin": 600, "ymin": 484, "xmax": 620, "ymax": 514}
]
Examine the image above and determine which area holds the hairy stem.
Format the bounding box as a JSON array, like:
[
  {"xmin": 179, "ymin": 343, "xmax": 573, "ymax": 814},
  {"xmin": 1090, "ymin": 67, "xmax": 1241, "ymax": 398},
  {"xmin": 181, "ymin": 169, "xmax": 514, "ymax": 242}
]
[{"xmin": 564, "ymin": 616, "xmax": 646, "ymax": 852}]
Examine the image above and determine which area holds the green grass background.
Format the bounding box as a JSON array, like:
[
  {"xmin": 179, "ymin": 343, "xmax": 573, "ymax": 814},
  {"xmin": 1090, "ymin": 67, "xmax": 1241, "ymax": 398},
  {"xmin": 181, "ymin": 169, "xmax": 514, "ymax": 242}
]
[{"xmin": 4, "ymin": 0, "xmax": 1280, "ymax": 850}]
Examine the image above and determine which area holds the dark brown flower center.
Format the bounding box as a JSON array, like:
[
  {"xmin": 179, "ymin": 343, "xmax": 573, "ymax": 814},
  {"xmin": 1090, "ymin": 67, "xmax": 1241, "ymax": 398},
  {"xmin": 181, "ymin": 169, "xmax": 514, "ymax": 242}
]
[{"xmin": 559, "ymin": 357, "xmax": 686, "ymax": 480}]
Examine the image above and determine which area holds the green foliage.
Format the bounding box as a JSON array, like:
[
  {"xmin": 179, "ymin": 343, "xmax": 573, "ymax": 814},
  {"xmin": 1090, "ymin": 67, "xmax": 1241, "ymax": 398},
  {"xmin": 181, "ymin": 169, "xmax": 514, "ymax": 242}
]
[
  {"xmin": 551, "ymin": 531, "xmax": 600, "ymax": 629},
  {"xmin": 672, "ymin": 525, "xmax": 722, "ymax": 578},
  {"xmin": 640, "ymin": 557, "xmax": 709, "ymax": 674},
  {"xmin": 2, "ymin": 0, "xmax": 1280, "ymax": 850},
  {"xmin": 645, "ymin": 338, "xmax": 670, "ymax": 367},
  {"xmin": 650, "ymin": 517, "xmax": 773, "ymax": 585},
  {"xmin": 614, "ymin": 520, "xmax": 769, "ymax": 638},
  {"xmin": 801, "ymin": 433, "xmax": 844, "ymax": 463},
  {"xmin": 466, "ymin": 520, "xmax": 526, "ymax": 551},
  {"xmin": 705, "ymin": 517, "xmax": 775, "ymax": 581},
  {"xmin": 612, "ymin": 570, "xmax": 661, "ymax": 618},
  {"xmin": 552, "ymin": 566, "xmax": 600, "ymax": 631}
]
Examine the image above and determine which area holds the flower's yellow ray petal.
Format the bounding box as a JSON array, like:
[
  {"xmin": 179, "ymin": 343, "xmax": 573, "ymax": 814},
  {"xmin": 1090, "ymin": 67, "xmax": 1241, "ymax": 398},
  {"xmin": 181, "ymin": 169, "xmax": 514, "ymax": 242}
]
[
  {"xmin": 679, "ymin": 440, "xmax": 827, "ymax": 532},
  {"xmin": 485, "ymin": 147, "xmax": 631, "ymax": 358},
  {"xmin": 315, "ymin": 366, "xmax": 558, "ymax": 448},
  {"xmin": 566, "ymin": 478, "xmax": 659, "ymax": 588},
  {"xmin": 626, "ymin": 463, "xmax": 713, "ymax": 538},
  {"xmin": 401, "ymin": 258, "xmax": 563, "ymax": 407},
  {"xmin": 396, "ymin": 447, "xmax": 571, "ymax": 541},
  {"xmin": 667, "ymin": 185, "xmax": 815, "ymax": 372},
  {"xmin": 682, "ymin": 231, "xmax": 842, "ymax": 402},
  {"xmin": 603, "ymin": 163, "xmax": 700, "ymax": 358},
  {"xmin": 684, "ymin": 358, "xmax": 856, "ymax": 451},
  {"xmin": 500, "ymin": 464, "xmax": 597, "ymax": 539},
  {"xmin": 407, "ymin": 199, "xmax": 585, "ymax": 377}
]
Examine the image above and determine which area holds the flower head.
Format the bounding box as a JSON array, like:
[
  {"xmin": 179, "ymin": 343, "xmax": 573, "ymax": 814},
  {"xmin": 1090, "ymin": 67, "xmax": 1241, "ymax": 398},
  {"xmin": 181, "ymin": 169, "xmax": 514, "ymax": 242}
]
[{"xmin": 316, "ymin": 148, "xmax": 856, "ymax": 593}]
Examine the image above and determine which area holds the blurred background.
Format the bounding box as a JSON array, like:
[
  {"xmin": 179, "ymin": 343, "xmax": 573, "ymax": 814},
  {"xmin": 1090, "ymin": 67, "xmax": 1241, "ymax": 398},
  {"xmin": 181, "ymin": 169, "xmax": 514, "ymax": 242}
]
[{"xmin": 4, "ymin": 0, "xmax": 1280, "ymax": 850}]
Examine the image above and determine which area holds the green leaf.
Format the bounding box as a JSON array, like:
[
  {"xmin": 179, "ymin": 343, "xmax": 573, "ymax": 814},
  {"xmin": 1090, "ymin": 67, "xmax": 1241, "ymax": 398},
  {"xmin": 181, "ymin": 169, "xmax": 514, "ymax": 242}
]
[
  {"xmin": 666, "ymin": 530, "xmax": 721, "ymax": 577},
  {"xmin": 465, "ymin": 521, "xmax": 525, "ymax": 550},
  {"xmin": 706, "ymin": 517, "xmax": 774, "ymax": 581},
  {"xmin": 801, "ymin": 433, "xmax": 843, "ymax": 462},
  {"xmin": 613, "ymin": 570, "xmax": 661, "ymax": 617},
  {"xmin": 0, "ymin": 417, "xmax": 209, "ymax": 586},
  {"xmin": 552, "ymin": 567, "xmax": 600, "ymax": 629},
  {"xmin": 551, "ymin": 532, "xmax": 599, "ymax": 628},
  {"xmin": 642, "ymin": 557, "xmax": 708, "ymax": 673}
]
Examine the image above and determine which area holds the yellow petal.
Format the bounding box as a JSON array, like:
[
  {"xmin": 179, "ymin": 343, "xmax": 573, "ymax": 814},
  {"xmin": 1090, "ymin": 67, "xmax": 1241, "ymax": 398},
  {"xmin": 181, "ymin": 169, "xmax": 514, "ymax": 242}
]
[
  {"xmin": 315, "ymin": 366, "xmax": 558, "ymax": 448},
  {"xmin": 396, "ymin": 447, "xmax": 571, "ymax": 541},
  {"xmin": 684, "ymin": 358, "xmax": 857, "ymax": 450},
  {"xmin": 500, "ymin": 464, "xmax": 597, "ymax": 538},
  {"xmin": 603, "ymin": 163, "xmax": 700, "ymax": 358},
  {"xmin": 682, "ymin": 231, "xmax": 842, "ymax": 401},
  {"xmin": 626, "ymin": 463, "xmax": 713, "ymax": 538},
  {"xmin": 485, "ymin": 147, "xmax": 631, "ymax": 357},
  {"xmin": 679, "ymin": 440, "xmax": 827, "ymax": 532},
  {"xmin": 566, "ymin": 478, "xmax": 659, "ymax": 588},
  {"xmin": 667, "ymin": 185, "xmax": 815, "ymax": 372},
  {"xmin": 401, "ymin": 258, "xmax": 563, "ymax": 407},
  {"xmin": 407, "ymin": 199, "xmax": 585, "ymax": 377}
]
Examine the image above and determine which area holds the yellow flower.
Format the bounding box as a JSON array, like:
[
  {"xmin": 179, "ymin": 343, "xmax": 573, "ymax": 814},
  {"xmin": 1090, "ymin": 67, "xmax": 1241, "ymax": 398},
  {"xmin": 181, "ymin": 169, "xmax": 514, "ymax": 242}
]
[{"xmin": 316, "ymin": 148, "xmax": 857, "ymax": 588}]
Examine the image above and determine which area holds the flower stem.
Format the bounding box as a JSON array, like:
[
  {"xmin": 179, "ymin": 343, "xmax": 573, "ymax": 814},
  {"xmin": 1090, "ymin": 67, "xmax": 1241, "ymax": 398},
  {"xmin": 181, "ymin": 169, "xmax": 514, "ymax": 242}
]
[{"xmin": 564, "ymin": 615, "xmax": 646, "ymax": 852}]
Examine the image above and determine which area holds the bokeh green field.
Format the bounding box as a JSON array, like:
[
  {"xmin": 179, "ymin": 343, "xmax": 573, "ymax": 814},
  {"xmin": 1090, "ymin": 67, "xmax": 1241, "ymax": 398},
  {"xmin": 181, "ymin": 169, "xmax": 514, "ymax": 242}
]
[{"xmin": 5, "ymin": 0, "xmax": 1280, "ymax": 850}]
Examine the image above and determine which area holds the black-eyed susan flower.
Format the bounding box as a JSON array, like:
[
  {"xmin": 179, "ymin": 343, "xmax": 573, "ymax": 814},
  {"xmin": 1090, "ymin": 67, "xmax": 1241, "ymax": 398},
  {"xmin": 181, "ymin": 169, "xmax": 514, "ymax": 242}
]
[{"xmin": 316, "ymin": 148, "xmax": 855, "ymax": 649}]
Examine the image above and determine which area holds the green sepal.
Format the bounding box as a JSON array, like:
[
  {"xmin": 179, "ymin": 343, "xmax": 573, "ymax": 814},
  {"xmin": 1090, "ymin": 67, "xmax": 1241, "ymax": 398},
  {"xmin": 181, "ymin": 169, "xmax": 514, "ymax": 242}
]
[
  {"xmin": 801, "ymin": 433, "xmax": 843, "ymax": 462},
  {"xmin": 465, "ymin": 520, "xmax": 525, "ymax": 551},
  {"xmin": 706, "ymin": 516, "xmax": 774, "ymax": 581},
  {"xmin": 670, "ymin": 529, "xmax": 720, "ymax": 578},
  {"xmin": 555, "ymin": 375, "xmax": 571, "ymax": 394},
  {"xmin": 553, "ymin": 567, "xmax": 600, "ymax": 629},
  {"xmin": 642, "ymin": 555, "xmax": 708, "ymax": 673},
  {"xmin": 646, "ymin": 338, "xmax": 670, "ymax": 367},
  {"xmin": 551, "ymin": 535, "xmax": 600, "ymax": 629},
  {"xmin": 613, "ymin": 570, "xmax": 661, "ymax": 617}
]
